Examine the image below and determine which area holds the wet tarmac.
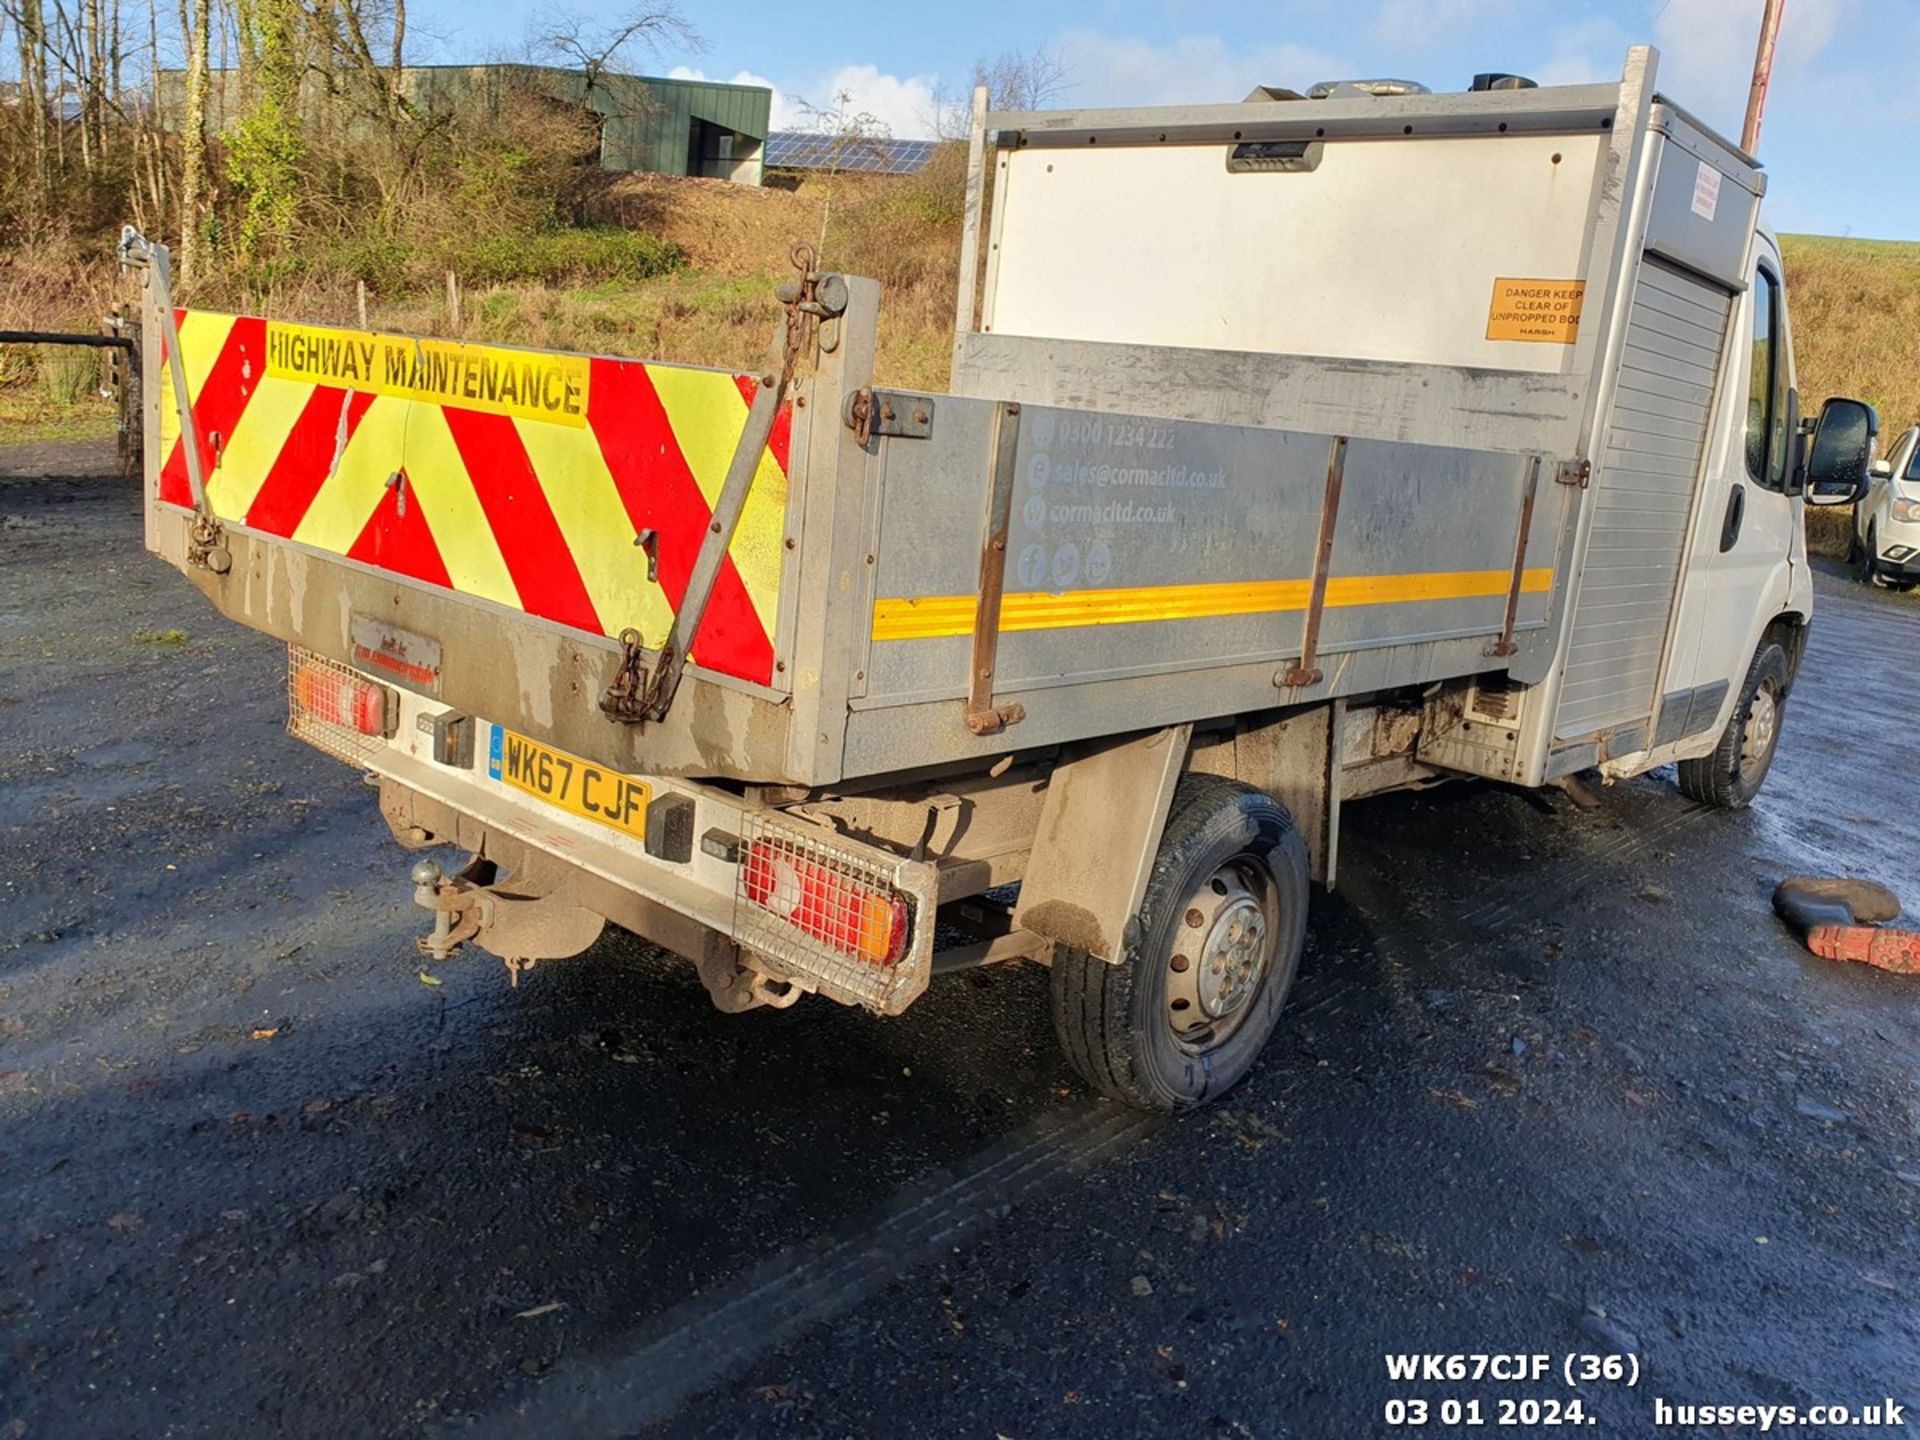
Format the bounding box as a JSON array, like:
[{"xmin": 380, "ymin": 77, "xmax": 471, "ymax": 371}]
[{"xmin": 3, "ymin": 446, "xmax": 1917, "ymax": 1438}]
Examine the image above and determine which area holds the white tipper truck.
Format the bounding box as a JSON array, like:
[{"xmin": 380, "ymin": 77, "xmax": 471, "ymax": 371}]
[{"xmin": 130, "ymin": 46, "xmax": 1876, "ymax": 1111}]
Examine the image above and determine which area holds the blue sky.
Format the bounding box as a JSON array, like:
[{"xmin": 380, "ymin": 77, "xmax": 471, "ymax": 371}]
[{"xmin": 405, "ymin": 0, "xmax": 1919, "ymax": 241}]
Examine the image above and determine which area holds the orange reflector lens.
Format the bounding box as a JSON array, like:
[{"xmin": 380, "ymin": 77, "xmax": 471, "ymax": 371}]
[
  {"xmin": 293, "ymin": 662, "xmax": 393, "ymax": 737},
  {"xmin": 741, "ymin": 841, "xmax": 910, "ymax": 966}
]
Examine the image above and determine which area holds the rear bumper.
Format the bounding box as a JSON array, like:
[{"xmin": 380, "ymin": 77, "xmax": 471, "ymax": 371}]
[{"xmin": 292, "ymin": 651, "xmax": 939, "ymax": 1014}]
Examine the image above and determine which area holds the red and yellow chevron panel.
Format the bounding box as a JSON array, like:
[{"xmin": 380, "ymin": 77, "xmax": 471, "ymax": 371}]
[{"xmin": 156, "ymin": 311, "xmax": 793, "ymax": 686}]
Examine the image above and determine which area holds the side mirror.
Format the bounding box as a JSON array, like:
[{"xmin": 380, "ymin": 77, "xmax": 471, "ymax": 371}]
[
  {"xmin": 1869, "ymin": 458, "xmax": 1892, "ymax": 480},
  {"xmin": 1804, "ymin": 396, "xmax": 1878, "ymax": 506}
]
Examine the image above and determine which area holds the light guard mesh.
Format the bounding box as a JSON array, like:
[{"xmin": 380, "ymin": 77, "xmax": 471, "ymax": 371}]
[
  {"xmin": 733, "ymin": 812, "xmax": 938, "ymax": 1014},
  {"xmin": 286, "ymin": 645, "xmax": 388, "ymax": 767}
]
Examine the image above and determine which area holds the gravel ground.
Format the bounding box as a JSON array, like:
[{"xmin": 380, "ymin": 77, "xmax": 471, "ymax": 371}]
[{"xmin": 3, "ymin": 443, "xmax": 1917, "ymax": 1439}]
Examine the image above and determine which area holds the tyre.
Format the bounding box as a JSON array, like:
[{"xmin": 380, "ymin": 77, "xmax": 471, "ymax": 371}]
[
  {"xmin": 1855, "ymin": 526, "xmax": 1880, "ymax": 585},
  {"xmin": 1676, "ymin": 639, "xmax": 1791, "ymax": 809},
  {"xmin": 1049, "ymin": 775, "xmax": 1309, "ymax": 1112}
]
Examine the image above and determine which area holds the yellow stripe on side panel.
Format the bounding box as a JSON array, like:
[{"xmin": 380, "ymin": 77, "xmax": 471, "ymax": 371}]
[
  {"xmin": 204, "ymin": 374, "xmax": 311, "ymax": 518},
  {"xmin": 872, "ymin": 568, "xmax": 1554, "ymax": 642},
  {"xmin": 644, "ymin": 365, "xmax": 789, "ymax": 638},
  {"xmin": 515, "ymin": 416, "xmax": 678, "ymax": 647}
]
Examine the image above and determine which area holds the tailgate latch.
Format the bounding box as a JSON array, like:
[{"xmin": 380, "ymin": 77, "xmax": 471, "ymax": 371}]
[{"xmin": 600, "ymin": 627, "xmax": 657, "ymax": 724}]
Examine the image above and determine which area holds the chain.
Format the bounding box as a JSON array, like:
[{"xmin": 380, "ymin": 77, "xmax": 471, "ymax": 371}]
[
  {"xmin": 602, "ymin": 627, "xmax": 649, "ymax": 719},
  {"xmin": 778, "ymin": 241, "xmax": 821, "ymax": 393}
]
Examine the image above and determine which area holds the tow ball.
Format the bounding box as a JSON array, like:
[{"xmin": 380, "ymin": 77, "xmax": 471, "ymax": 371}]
[{"xmin": 408, "ymin": 857, "xmax": 606, "ymax": 986}]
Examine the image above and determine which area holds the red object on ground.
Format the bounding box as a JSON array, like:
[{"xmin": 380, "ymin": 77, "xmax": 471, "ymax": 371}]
[{"xmin": 1806, "ymin": 924, "xmax": 1920, "ymax": 974}]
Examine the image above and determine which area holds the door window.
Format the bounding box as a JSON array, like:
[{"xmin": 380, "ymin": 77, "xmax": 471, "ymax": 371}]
[{"xmin": 1744, "ymin": 269, "xmax": 1791, "ymax": 492}]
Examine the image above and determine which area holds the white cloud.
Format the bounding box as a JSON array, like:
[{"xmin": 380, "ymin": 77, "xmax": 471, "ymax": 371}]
[
  {"xmin": 1052, "ymin": 29, "xmax": 1348, "ymax": 107},
  {"xmin": 685, "ymin": 62, "xmax": 943, "ymax": 137},
  {"xmin": 1653, "ymin": 0, "xmax": 1845, "ymax": 135},
  {"xmin": 787, "ymin": 63, "xmax": 943, "ymax": 137},
  {"xmin": 665, "ymin": 64, "xmax": 803, "ymax": 127}
]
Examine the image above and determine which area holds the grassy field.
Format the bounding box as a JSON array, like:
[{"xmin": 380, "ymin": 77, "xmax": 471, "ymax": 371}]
[
  {"xmin": 0, "ymin": 340, "xmax": 118, "ymax": 443},
  {"xmin": 1779, "ymin": 234, "xmax": 1920, "ymax": 558},
  {"xmin": 5, "ymin": 199, "xmax": 1913, "ymax": 564}
]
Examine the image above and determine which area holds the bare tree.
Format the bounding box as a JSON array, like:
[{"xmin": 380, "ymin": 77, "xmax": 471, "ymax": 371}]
[
  {"xmin": 529, "ymin": 3, "xmax": 696, "ymax": 93},
  {"xmin": 788, "ymin": 87, "xmax": 890, "ymax": 257},
  {"xmin": 931, "ymin": 44, "xmax": 1069, "ymax": 139}
]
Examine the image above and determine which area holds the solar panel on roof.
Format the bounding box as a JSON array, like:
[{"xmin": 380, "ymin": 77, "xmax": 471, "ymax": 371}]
[{"xmin": 764, "ymin": 131, "xmax": 939, "ymax": 175}]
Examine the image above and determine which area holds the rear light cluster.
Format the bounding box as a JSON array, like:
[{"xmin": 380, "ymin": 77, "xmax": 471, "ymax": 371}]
[
  {"xmin": 294, "ymin": 662, "xmax": 394, "ymax": 736},
  {"xmin": 286, "ymin": 646, "xmax": 398, "ymax": 766},
  {"xmin": 742, "ymin": 839, "xmax": 910, "ymax": 966}
]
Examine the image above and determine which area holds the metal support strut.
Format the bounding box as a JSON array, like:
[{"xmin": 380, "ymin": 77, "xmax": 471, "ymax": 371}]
[
  {"xmin": 602, "ymin": 243, "xmax": 848, "ymax": 725},
  {"xmin": 117, "ymin": 226, "xmax": 230, "ymax": 574}
]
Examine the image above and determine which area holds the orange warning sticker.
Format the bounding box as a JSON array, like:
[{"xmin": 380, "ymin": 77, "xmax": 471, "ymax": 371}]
[{"xmin": 1486, "ymin": 278, "xmax": 1586, "ymax": 344}]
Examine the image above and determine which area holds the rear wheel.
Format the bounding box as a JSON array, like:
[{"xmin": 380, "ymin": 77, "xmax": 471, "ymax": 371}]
[
  {"xmin": 1676, "ymin": 639, "xmax": 1790, "ymax": 809},
  {"xmin": 1050, "ymin": 775, "xmax": 1308, "ymax": 1112}
]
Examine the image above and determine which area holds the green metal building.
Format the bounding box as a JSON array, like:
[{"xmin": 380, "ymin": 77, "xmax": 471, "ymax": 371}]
[
  {"xmin": 397, "ymin": 67, "xmax": 770, "ymax": 184},
  {"xmin": 164, "ymin": 65, "xmax": 772, "ymax": 185}
]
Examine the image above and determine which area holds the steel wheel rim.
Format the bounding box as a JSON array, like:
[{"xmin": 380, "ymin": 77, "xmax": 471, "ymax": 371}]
[
  {"xmin": 1165, "ymin": 857, "xmax": 1278, "ymax": 1051},
  {"xmin": 1739, "ymin": 682, "xmax": 1779, "ymax": 782}
]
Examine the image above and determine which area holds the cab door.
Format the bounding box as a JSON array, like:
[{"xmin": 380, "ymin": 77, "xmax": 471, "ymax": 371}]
[{"xmin": 1659, "ymin": 234, "xmax": 1801, "ymax": 747}]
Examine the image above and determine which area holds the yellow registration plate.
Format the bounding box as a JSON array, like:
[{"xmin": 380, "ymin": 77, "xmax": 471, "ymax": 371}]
[{"xmin": 487, "ymin": 726, "xmax": 651, "ymax": 840}]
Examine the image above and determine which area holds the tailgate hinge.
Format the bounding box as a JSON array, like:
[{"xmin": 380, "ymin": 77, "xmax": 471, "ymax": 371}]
[
  {"xmin": 1555, "ymin": 457, "xmax": 1592, "ymax": 490},
  {"xmin": 845, "ymin": 388, "xmax": 935, "ymax": 446}
]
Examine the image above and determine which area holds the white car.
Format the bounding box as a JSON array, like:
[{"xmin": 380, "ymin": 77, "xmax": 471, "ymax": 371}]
[{"xmin": 1854, "ymin": 424, "xmax": 1920, "ymax": 592}]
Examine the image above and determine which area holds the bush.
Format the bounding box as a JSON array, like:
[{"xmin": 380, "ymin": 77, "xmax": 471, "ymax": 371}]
[
  {"xmin": 335, "ymin": 236, "xmax": 413, "ymax": 293},
  {"xmin": 456, "ymin": 227, "xmax": 683, "ymax": 286}
]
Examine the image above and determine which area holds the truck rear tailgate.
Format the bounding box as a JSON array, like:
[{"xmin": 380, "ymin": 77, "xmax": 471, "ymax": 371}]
[{"xmin": 153, "ymin": 310, "xmax": 793, "ymax": 688}]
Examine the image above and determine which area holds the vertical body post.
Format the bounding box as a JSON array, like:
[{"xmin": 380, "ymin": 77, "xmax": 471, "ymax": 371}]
[
  {"xmin": 785, "ymin": 276, "xmax": 881, "ymax": 784},
  {"xmin": 1488, "ymin": 455, "xmax": 1544, "ymax": 658},
  {"xmin": 965, "ymin": 400, "xmax": 1024, "ymax": 736},
  {"xmin": 1283, "ymin": 435, "xmax": 1348, "ymax": 688},
  {"xmin": 951, "ymin": 85, "xmax": 991, "ymax": 376}
]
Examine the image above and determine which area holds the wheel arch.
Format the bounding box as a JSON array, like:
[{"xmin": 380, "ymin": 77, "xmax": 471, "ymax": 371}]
[{"xmin": 1763, "ymin": 608, "xmax": 1809, "ymax": 693}]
